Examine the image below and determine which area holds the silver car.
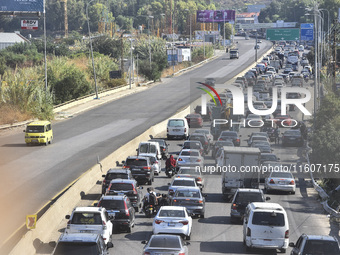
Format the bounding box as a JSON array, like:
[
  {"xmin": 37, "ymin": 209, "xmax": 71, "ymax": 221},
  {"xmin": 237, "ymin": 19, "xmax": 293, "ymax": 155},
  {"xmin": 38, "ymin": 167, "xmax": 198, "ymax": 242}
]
[
  {"xmin": 176, "ymin": 166, "xmax": 205, "ymax": 189},
  {"xmin": 194, "ymin": 129, "xmax": 214, "ymax": 144},
  {"xmin": 176, "ymin": 149, "xmax": 204, "ymax": 171},
  {"xmin": 141, "ymin": 234, "xmax": 189, "ymax": 255}
]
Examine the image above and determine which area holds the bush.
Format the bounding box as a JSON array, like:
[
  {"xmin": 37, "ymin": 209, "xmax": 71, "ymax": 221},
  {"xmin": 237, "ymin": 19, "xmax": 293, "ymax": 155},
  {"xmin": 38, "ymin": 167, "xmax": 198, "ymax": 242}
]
[{"xmin": 106, "ymin": 78, "xmax": 126, "ymax": 88}]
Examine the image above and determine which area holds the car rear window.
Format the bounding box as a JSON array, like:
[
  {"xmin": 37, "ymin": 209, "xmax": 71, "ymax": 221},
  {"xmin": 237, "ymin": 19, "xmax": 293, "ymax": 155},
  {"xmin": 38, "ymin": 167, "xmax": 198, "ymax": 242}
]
[
  {"xmin": 183, "ymin": 142, "xmax": 201, "ymax": 149},
  {"xmin": 106, "ymin": 173, "xmax": 128, "ymax": 180},
  {"xmin": 71, "ymin": 212, "xmax": 102, "ymax": 225},
  {"xmin": 271, "ymin": 172, "xmax": 293, "ymax": 178},
  {"xmin": 304, "ymin": 240, "xmax": 340, "ymax": 254},
  {"xmin": 235, "ymin": 192, "xmax": 263, "ymax": 203},
  {"xmin": 126, "ymin": 158, "xmax": 148, "ymax": 166},
  {"xmin": 172, "ymin": 180, "xmax": 196, "ymax": 186},
  {"xmin": 54, "ymin": 242, "xmax": 99, "ymax": 255},
  {"xmin": 169, "ymin": 120, "xmax": 184, "ymax": 127},
  {"xmin": 109, "ymin": 183, "xmax": 133, "ymax": 191},
  {"xmin": 98, "ymin": 199, "xmax": 124, "ymax": 210},
  {"xmin": 149, "ymin": 236, "xmax": 181, "ymax": 248},
  {"xmin": 159, "ymin": 209, "xmax": 185, "ymax": 217},
  {"xmin": 252, "ymin": 212, "xmax": 285, "ymax": 226},
  {"xmin": 180, "ymin": 151, "xmax": 199, "ymax": 157},
  {"xmin": 179, "ymin": 168, "xmax": 198, "ymax": 175},
  {"xmin": 175, "ymin": 190, "xmax": 200, "ymax": 198},
  {"xmin": 26, "ymin": 126, "xmax": 44, "ymax": 133}
]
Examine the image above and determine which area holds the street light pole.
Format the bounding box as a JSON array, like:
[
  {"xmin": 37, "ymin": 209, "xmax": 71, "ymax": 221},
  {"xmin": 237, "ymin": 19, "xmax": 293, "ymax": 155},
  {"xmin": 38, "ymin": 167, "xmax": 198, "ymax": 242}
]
[
  {"xmin": 223, "ymin": 13, "xmax": 225, "ymax": 48},
  {"xmin": 148, "ymin": 16, "xmax": 154, "ymax": 68},
  {"xmin": 86, "ymin": 0, "xmax": 99, "ymax": 99}
]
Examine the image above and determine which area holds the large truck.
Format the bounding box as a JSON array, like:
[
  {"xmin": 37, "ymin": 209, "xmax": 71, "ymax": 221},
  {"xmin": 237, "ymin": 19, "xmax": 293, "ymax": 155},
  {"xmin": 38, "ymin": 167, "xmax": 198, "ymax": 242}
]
[{"xmin": 218, "ymin": 147, "xmax": 261, "ymax": 199}]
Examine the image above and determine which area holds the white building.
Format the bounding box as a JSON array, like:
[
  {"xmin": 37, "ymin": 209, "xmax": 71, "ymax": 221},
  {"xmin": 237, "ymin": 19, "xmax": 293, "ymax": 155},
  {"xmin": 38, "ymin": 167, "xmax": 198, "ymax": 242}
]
[{"xmin": 0, "ymin": 32, "xmax": 30, "ymax": 50}]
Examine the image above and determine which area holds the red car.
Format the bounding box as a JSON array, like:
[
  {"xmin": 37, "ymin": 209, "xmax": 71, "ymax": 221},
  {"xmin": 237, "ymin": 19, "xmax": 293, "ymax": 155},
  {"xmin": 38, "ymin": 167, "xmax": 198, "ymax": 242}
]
[
  {"xmin": 275, "ymin": 115, "xmax": 293, "ymax": 127},
  {"xmin": 185, "ymin": 114, "xmax": 203, "ymax": 128}
]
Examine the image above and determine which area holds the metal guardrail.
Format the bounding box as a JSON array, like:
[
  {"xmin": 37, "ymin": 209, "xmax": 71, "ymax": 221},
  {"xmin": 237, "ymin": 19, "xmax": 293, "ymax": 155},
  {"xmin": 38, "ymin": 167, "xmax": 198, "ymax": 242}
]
[{"xmin": 304, "ymin": 143, "xmax": 340, "ymax": 218}]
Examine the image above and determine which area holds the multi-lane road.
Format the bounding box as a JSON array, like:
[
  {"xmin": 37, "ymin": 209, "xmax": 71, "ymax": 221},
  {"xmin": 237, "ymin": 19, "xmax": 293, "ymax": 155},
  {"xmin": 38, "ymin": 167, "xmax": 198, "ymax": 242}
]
[{"xmin": 1, "ymin": 37, "xmax": 336, "ymax": 255}]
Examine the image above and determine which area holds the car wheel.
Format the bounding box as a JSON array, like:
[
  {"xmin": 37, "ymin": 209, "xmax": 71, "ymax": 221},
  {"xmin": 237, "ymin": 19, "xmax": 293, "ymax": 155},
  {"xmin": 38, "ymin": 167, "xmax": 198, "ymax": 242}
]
[
  {"xmin": 134, "ymin": 207, "xmax": 139, "ymax": 212},
  {"xmin": 45, "ymin": 139, "xmax": 48, "ymax": 146},
  {"xmin": 291, "ymin": 191, "xmax": 296, "ymax": 195},
  {"xmin": 147, "ymin": 179, "xmax": 152, "ymax": 185},
  {"xmin": 186, "ymin": 234, "xmax": 191, "ymax": 240},
  {"xmin": 200, "ymin": 214, "xmax": 205, "ymax": 219},
  {"xmin": 49, "ymin": 138, "xmax": 53, "ymax": 144},
  {"xmin": 280, "ymin": 248, "xmax": 286, "ymax": 253},
  {"xmin": 167, "ymin": 135, "xmax": 171, "ymax": 140}
]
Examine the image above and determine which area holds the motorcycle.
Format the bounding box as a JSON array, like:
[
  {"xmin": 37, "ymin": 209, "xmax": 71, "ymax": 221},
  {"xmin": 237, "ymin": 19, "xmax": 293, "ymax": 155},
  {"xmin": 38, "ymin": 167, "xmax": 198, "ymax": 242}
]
[
  {"xmin": 144, "ymin": 203, "xmax": 157, "ymax": 218},
  {"xmin": 165, "ymin": 166, "xmax": 176, "ymax": 178}
]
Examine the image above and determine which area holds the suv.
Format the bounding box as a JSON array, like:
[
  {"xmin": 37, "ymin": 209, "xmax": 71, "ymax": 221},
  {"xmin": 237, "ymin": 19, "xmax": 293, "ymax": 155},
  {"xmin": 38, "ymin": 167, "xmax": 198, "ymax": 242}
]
[
  {"xmin": 230, "ymin": 188, "xmax": 270, "ymax": 223},
  {"xmin": 230, "ymin": 49, "xmax": 239, "ymax": 59},
  {"xmin": 50, "ymin": 233, "xmax": 113, "ymax": 255},
  {"xmin": 123, "ymin": 156, "xmax": 154, "ymax": 185},
  {"xmin": 97, "ymin": 195, "xmax": 135, "ymax": 233},
  {"xmin": 188, "ymin": 133, "xmax": 210, "ymax": 154},
  {"xmin": 106, "ymin": 179, "xmax": 143, "ymax": 212},
  {"xmin": 289, "ymin": 234, "xmax": 340, "ymax": 255},
  {"xmin": 101, "ymin": 168, "xmax": 133, "ymax": 194},
  {"xmin": 65, "ymin": 207, "xmax": 113, "ymax": 244}
]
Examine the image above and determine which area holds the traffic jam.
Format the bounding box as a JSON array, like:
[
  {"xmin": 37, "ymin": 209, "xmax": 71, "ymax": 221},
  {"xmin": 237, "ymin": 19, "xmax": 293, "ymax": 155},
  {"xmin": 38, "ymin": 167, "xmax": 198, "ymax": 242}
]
[{"xmin": 49, "ymin": 41, "xmax": 340, "ymax": 255}]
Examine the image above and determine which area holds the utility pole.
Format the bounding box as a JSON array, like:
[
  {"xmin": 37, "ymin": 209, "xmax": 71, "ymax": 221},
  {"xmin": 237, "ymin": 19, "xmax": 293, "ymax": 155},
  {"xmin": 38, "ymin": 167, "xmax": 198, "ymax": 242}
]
[{"xmin": 333, "ymin": 19, "xmax": 337, "ymax": 93}]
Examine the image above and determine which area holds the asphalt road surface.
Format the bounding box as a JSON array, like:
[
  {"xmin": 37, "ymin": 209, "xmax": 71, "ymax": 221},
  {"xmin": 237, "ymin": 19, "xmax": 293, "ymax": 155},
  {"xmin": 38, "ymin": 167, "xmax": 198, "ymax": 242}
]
[{"xmin": 0, "ymin": 37, "xmax": 273, "ymax": 246}]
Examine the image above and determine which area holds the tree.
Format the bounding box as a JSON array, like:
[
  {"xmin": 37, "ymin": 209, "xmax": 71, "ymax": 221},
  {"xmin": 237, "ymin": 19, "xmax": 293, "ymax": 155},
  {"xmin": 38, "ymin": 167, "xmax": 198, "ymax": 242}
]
[{"xmin": 220, "ymin": 23, "xmax": 233, "ymax": 39}]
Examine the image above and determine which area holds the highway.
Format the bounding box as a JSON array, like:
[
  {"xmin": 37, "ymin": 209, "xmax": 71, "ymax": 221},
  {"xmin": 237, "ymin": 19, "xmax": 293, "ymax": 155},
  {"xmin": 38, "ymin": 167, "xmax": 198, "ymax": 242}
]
[{"xmin": 0, "ymin": 37, "xmax": 272, "ymax": 246}]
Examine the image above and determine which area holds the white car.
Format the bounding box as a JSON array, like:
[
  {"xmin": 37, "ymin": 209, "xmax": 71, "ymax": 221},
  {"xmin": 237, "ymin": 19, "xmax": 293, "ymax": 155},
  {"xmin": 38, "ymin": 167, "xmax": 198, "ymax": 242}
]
[
  {"xmin": 139, "ymin": 153, "xmax": 161, "ymax": 175},
  {"xmin": 65, "ymin": 207, "xmax": 113, "ymax": 244},
  {"xmin": 152, "ymin": 206, "xmax": 193, "ymax": 240},
  {"xmin": 194, "ymin": 129, "xmax": 214, "ymax": 144},
  {"xmin": 168, "ymin": 177, "xmax": 198, "ymax": 196},
  {"xmin": 265, "ymin": 171, "xmax": 296, "ymax": 194},
  {"xmin": 176, "ymin": 149, "xmax": 204, "ymax": 171},
  {"xmin": 248, "ymin": 135, "xmax": 270, "ymax": 147}
]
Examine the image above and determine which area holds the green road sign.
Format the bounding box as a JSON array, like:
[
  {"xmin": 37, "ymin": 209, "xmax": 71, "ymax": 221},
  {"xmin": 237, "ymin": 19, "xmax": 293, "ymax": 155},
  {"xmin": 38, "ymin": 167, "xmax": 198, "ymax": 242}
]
[{"xmin": 266, "ymin": 28, "xmax": 300, "ymax": 41}]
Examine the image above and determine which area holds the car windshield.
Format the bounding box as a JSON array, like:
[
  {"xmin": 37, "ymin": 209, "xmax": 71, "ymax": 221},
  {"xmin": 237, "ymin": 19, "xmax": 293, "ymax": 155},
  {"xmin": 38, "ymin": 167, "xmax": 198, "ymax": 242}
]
[
  {"xmin": 261, "ymin": 155, "xmax": 277, "ymax": 161},
  {"xmin": 109, "ymin": 183, "xmax": 133, "ymax": 191},
  {"xmin": 71, "ymin": 212, "xmax": 102, "ymax": 225},
  {"xmin": 172, "ymin": 180, "xmax": 196, "ymax": 187},
  {"xmin": 252, "ymin": 212, "xmax": 285, "ymax": 226},
  {"xmin": 235, "ymin": 193, "xmax": 263, "ymax": 203},
  {"xmin": 149, "ymin": 236, "xmax": 181, "ymax": 248},
  {"xmin": 196, "ymin": 129, "xmax": 209, "ymax": 135},
  {"xmin": 270, "ymin": 172, "xmax": 293, "ymax": 178},
  {"xmin": 216, "ymin": 141, "xmax": 233, "ymax": 147},
  {"xmin": 169, "ymin": 120, "xmax": 184, "ymax": 127},
  {"xmin": 178, "ymin": 168, "xmax": 198, "ymax": 175},
  {"xmin": 180, "ymin": 151, "xmax": 199, "ymax": 157},
  {"xmin": 159, "ymin": 209, "xmax": 185, "ymax": 218},
  {"xmin": 99, "ymin": 199, "xmax": 124, "ymax": 210},
  {"xmin": 106, "ymin": 173, "xmax": 128, "ymax": 180},
  {"xmin": 26, "ymin": 125, "xmax": 44, "ymax": 133},
  {"xmin": 126, "ymin": 159, "xmax": 147, "ymax": 167},
  {"xmin": 150, "ymin": 139, "xmax": 165, "ymax": 147},
  {"xmin": 54, "ymin": 242, "xmax": 100, "ymax": 255},
  {"xmin": 304, "ymin": 240, "xmax": 340, "ymax": 254},
  {"xmin": 183, "ymin": 142, "xmax": 201, "ymax": 149}
]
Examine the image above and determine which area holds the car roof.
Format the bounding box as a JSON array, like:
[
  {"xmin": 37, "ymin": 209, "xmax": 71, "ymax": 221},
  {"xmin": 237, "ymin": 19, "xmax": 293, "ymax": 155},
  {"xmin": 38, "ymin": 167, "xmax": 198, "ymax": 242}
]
[
  {"xmin": 172, "ymin": 177, "xmax": 196, "ymax": 182},
  {"xmin": 159, "ymin": 206, "xmax": 186, "ymax": 211},
  {"xmin": 236, "ymin": 188, "xmax": 263, "ymax": 193},
  {"xmin": 73, "ymin": 207, "xmax": 104, "ymax": 212},
  {"xmin": 126, "ymin": 156, "xmax": 149, "ymax": 160},
  {"xmin": 59, "ymin": 233, "xmax": 100, "ymax": 242},
  {"xmin": 107, "ymin": 168, "xmax": 130, "ymax": 173},
  {"xmin": 27, "ymin": 121, "xmax": 51, "ymax": 126},
  {"xmin": 249, "ymin": 202, "xmax": 285, "ymax": 211},
  {"xmin": 180, "ymin": 149, "xmax": 200, "ymax": 153},
  {"xmin": 175, "ymin": 187, "xmax": 201, "ymax": 192},
  {"xmin": 303, "ymin": 234, "xmax": 338, "ymax": 241}
]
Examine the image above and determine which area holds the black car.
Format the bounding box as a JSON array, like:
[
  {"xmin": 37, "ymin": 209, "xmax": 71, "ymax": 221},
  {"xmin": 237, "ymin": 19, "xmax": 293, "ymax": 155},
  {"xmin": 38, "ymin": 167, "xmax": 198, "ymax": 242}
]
[
  {"xmin": 149, "ymin": 138, "xmax": 169, "ymax": 159},
  {"xmin": 182, "ymin": 140, "xmax": 204, "ymax": 156},
  {"xmin": 194, "ymin": 105, "xmax": 212, "ymax": 121},
  {"xmin": 212, "ymin": 140, "xmax": 234, "ymax": 158},
  {"xmin": 123, "ymin": 156, "xmax": 154, "ymax": 185},
  {"xmin": 188, "ymin": 133, "xmax": 210, "ymax": 154},
  {"xmin": 260, "ymin": 153, "xmax": 280, "ymax": 164},
  {"xmin": 97, "ymin": 195, "xmax": 135, "ymax": 233},
  {"xmin": 289, "ymin": 234, "xmax": 340, "ymax": 255},
  {"xmin": 106, "ymin": 179, "xmax": 143, "ymax": 212},
  {"xmin": 101, "ymin": 168, "xmax": 134, "ymax": 194},
  {"xmin": 230, "ymin": 188, "xmax": 270, "ymax": 223},
  {"xmin": 282, "ymin": 129, "xmax": 304, "ymax": 147},
  {"xmin": 218, "ymin": 131, "xmax": 241, "ymax": 146}
]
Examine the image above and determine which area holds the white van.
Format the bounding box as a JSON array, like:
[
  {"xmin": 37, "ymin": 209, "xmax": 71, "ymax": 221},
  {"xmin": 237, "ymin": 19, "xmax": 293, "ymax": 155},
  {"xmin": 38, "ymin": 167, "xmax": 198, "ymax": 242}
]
[
  {"xmin": 166, "ymin": 118, "xmax": 189, "ymax": 140},
  {"xmin": 137, "ymin": 141, "xmax": 161, "ymax": 160},
  {"xmin": 243, "ymin": 202, "xmax": 289, "ymax": 253}
]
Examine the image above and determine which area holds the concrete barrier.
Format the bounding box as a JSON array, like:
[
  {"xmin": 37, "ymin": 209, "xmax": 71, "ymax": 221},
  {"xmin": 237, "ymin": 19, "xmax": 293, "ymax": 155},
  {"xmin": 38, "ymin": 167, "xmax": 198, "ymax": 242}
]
[{"xmin": 9, "ymin": 105, "xmax": 190, "ymax": 255}]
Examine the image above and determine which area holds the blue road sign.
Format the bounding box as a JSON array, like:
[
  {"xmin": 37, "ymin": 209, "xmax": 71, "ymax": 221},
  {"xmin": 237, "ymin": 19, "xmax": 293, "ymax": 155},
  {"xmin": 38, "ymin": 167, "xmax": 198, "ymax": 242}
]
[
  {"xmin": 301, "ymin": 23, "xmax": 314, "ymax": 29},
  {"xmin": 300, "ymin": 24, "xmax": 314, "ymax": 41}
]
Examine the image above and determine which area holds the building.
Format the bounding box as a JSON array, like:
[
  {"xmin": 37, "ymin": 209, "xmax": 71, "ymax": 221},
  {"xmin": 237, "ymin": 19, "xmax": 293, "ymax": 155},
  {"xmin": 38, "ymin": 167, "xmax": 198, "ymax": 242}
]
[
  {"xmin": 236, "ymin": 12, "xmax": 259, "ymax": 24},
  {"xmin": 0, "ymin": 32, "xmax": 30, "ymax": 50}
]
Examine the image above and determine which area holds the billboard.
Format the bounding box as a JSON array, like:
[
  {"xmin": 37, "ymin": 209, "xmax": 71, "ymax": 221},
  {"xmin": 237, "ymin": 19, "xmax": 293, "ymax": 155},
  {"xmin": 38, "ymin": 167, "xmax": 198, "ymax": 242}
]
[
  {"xmin": 21, "ymin": 20, "xmax": 38, "ymax": 30},
  {"xmin": 0, "ymin": 0, "xmax": 43, "ymax": 13},
  {"xmin": 196, "ymin": 10, "xmax": 235, "ymax": 23}
]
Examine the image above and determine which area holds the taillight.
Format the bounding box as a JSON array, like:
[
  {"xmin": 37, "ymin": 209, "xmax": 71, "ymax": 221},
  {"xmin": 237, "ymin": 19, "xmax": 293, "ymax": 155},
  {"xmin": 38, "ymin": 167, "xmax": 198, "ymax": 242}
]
[
  {"xmin": 155, "ymin": 220, "xmax": 164, "ymax": 224},
  {"xmin": 173, "ymin": 199, "xmax": 177, "ymax": 203},
  {"xmin": 124, "ymin": 202, "xmax": 130, "ymax": 216},
  {"xmin": 179, "ymin": 221, "xmax": 189, "ymax": 225},
  {"xmin": 184, "ymin": 128, "xmax": 187, "ymax": 132},
  {"xmin": 143, "ymin": 166, "xmax": 151, "ymax": 170},
  {"xmin": 143, "ymin": 252, "xmax": 151, "ymax": 255},
  {"xmin": 178, "ymin": 158, "xmax": 183, "ymax": 161},
  {"xmin": 169, "ymin": 189, "xmax": 174, "ymax": 195},
  {"xmin": 285, "ymin": 230, "xmax": 289, "ymax": 238},
  {"xmin": 197, "ymin": 177, "xmax": 202, "ymax": 181},
  {"xmin": 289, "ymin": 180, "xmax": 295, "ymax": 185},
  {"xmin": 102, "ymin": 221, "xmax": 107, "ymax": 230},
  {"xmin": 218, "ymin": 138, "xmax": 222, "ymax": 141},
  {"xmin": 197, "ymin": 200, "xmax": 203, "ymax": 204},
  {"xmin": 205, "ymin": 141, "xmax": 208, "ymax": 145},
  {"xmin": 232, "ymin": 203, "xmax": 237, "ymax": 210},
  {"xmin": 124, "ymin": 165, "xmax": 130, "ymax": 169},
  {"xmin": 247, "ymin": 227, "xmax": 251, "ymax": 236},
  {"xmin": 269, "ymin": 179, "xmax": 275, "ymax": 184},
  {"xmin": 103, "ymin": 180, "xmax": 106, "ymax": 185},
  {"xmin": 133, "ymin": 186, "xmax": 137, "ymax": 195},
  {"xmin": 179, "ymin": 253, "xmax": 185, "ymax": 255},
  {"xmin": 196, "ymin": 159, "xmax": 201, "ymax": 162},
  {"xmin": 236, "ymin": 139, "xmax": 240, "ymax": 142}
]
